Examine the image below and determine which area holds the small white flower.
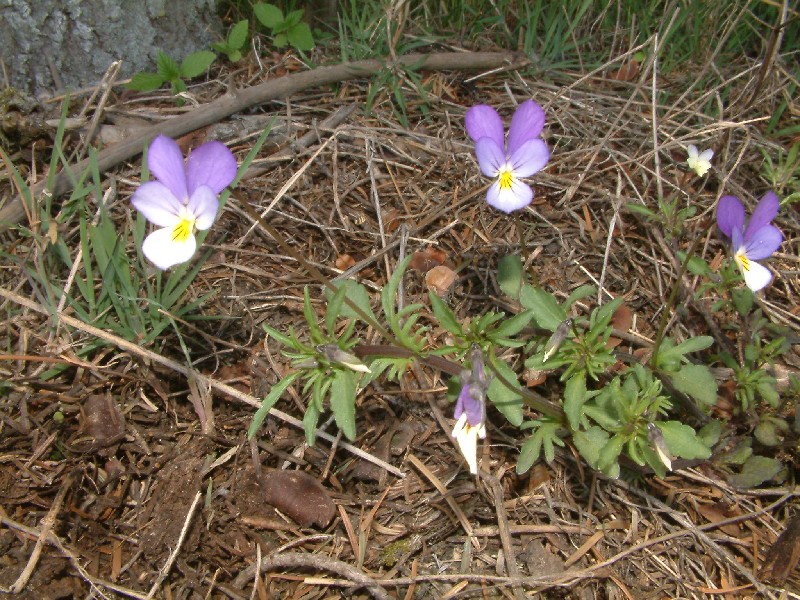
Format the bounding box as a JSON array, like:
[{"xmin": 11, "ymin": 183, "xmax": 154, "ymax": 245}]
[{"xmin": 686, "ymin": 144, "xmax": 714, "ymax": 177}]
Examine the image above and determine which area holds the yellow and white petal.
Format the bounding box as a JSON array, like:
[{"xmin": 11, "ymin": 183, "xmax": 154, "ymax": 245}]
[
  {"xmin": 687, "ymin": 145, "xmax": 713, "ymax": 177},
  {"xmin": 142, "ymin": 224, "xmax": 198, "ymax": 270},
  {"xmin": 452, "ymin": 415, "xmax": 481, "ymax": 474},
  {"xmin": 735, "ymin": 252, "xmax": 772, "ymax": 292}
]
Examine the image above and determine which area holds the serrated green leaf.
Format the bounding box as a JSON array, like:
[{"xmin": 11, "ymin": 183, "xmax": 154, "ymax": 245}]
[
  {"xmin": 126, "ymin": 71, "xmax": 165, "ymax": 91},
  {"xmin": 497, "ymin": 255, "xmax": 524, "ymax": 299},
  {"xmin": 697, "ymin": 419, "xmax": 722, "ymax": 447},
  {"xmin": 288, "ymin": 22, "xmax": 314, "ymax": 50},
  {"xmin": 228, "ymin": 19, "xmax": 249, "ymax": 49},
  {"xmin": 156, "ymin": 51, "xmax": 180, "ymax": 80},
  {"xmin": 254, "ymin": 2, "xmax": 284, "ymax": 28},
  {"xmin": 248, "ymin": 372, "xmax": 300, "ymax": 438},
  {"xmin": 563, "ymin": 372, "xmax": 586, "ymax": 431},
  {"xmin": 330, "ymin": 369, "xmax": 357, "ymax": 440},
  {"xmin": 486, "ymin": 356, "xmax": 523, "ymax": 426},
  {"xmin": 658, "ymin": 421, "xmax": 711, "ymax": 460},
  {"xmin": 429, "ymin": 292, "xmax": 463, "ymax": 336},
  {"xmin": 573, "ymin": 426, "xmax": 610, "ymax": 469},
  {"xmin": 180, "ymin": 50, "xmax": 216, "ymax": 78},
  {"xmin": 597, "ymin": 434, "xmax": 625, "ymax": 472},
  {"xmin": 669, "ymin": 363, "xmax": 718, "ymax": 406},
  {"xmin": 728, "ymin": 455, "xmax": 783, "ymax": 488},
  {"xmin": 519, "ymin": 285, "xmax": 565, "ymax": 331}
]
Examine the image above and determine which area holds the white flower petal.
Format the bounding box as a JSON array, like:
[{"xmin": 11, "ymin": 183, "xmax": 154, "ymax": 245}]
[
  {"xmin": 453, "ymin": 422, "xmax": 480, "ymax": 474},
  {"xmin": 141, "ymin": 225, "xmax": 198, "ymax": 270},
  {"xmin": 736, "ymin": 255, "xmax": 773, "ymax": 292}
]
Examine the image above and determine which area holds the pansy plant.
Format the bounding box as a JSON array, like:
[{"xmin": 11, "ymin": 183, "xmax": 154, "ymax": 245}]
[
  {"xmin": 452, "ymin": 346, "xmax": 490, "ymax": 474},
  {"xmin": 131, "ymin": 135, "xmax": 237, "ymax": 270},
  {"xmin": 716, "ymin": 191, "xmax": 782, "ymax": 292},
  {"xmin": 465, "ymin": 100, "xmax": 550, "ymax": 213}
]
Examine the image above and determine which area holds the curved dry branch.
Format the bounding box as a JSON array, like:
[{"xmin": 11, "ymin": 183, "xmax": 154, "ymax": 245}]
[{"xmin": 0, "ymin": 50, "xmax": 528, "ymax": 230}]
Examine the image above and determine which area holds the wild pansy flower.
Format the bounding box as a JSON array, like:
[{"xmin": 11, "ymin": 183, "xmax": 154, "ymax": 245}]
[
  {"xmin": 716, "ymin": 191, "xmax": 782, "ymax": 292},
  {"xmin": 686, "ymin": 144, "xmax": 714, "ymax": 177},
  {"xmin": 465, "ymin": 100, "xmax": 550, "ymax": 213},
  {"xmin": 452, "ymin": 346, "xmax": 490, "ymax": 474},
  {"xmin": 131, "ymin": 135, "xmax": 237, "ymax": 270}
]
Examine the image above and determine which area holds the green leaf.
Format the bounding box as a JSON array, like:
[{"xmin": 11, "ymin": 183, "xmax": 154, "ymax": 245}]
[
  {"xmin": 597, "ymin": 434, "xmax": 625, "ymax": 472},
  {"xmin": 286, "ymin": 23, "xmax": 314, "ymax": 52},
  {"xmin": 517, "ymin": 432, "xmax": 543, "ymax": 474},
  {"xmin": 330, "ymin": 369, "xmax": 357, "ymax": 440},
  {"xmin": 180, "ymin": 50, "xmax": 216, "ymax": 78},
  {"xmin": 228, "ymin": 19, "xmax": 249, "ymax": 49},
  {"xmin": 754, "ymin": 420, "xmax": 782, "ymax": 446},
  {"xmin": 491, "ymin": 310, "xmax": 532, "ymax": 339},
  {"xmin": 563, "ymin": 372, "xmax": 586, "ymax": 431},
  {"xmin": 325, "ymin": 283, "xmax": 347, "ymax": 335},
  {"xmin": 757, "ymin": 380, "xmax": 780, "ymax": 407},
  {"xmin": 563, "ymin": 284, "xmax": 595, "ymax": 311},
  {"xmin": 497, "ymin": 255, "xmax": 524, "ymax": 299},
  {"xmin": 625, "ymin": 203, "xmax": 655, "ymax": 218},
  {"xmin": 657, "ymin": 336, "xmax": 714, "ymax": 367},
  {"xmin": 126, "ymin": 71, "xmax": 165, "ymax": 91},
  {"xmin": 156, "ymin": 51, "xmax": 180, "ymax": 80},
  {"xmin": 668, "ymin": 364, "xmax": 718, "ymax": 406},
  {"xmin": 382, "ymin": 256, "xmax": 412, "ymax": 326},
  {"xmin": 486, "ymin": 356, "xmax": 523, "ymax": 426},
  {"xmin": 429, "ymin": 292, "xmax": 463, "ymax": 337},
  {"xmin": 248, "ymin": 372, "xmax": 300, "ymax": 438},
  {"xmin": 254, "ymin": 2, "xmax": 284, "ymax": 28},
  {"xmin": 325, "ymin": 279, "xmax": 377, "ymax": 324},
  {"xmin": 303, "ymin": 398, "xmax": 321, "ymax": 445},
  {"xmin": 519, "ymin": 285, "xmax": 566, "ymax": 331},
  {"xmin": 697, "ymin": 419, "xmax": 722, "ymax": 447},
  {"xmin": 573, "ymin": 426, "xmax": 609, "ymax": 469},
  {"xmin": 283, "ymin": 9, "xmax": 304, "ymax": 28},
  {"xmin": 303, "ymin": 287, "xmax": 324, "ymax": 344},
  {"xmin": 728, "ymin": 455, "xmax": 783, "ymax": 488},
  {"xmin": 273, "ymin": 32, "xmax": 288, "ymax": 48},
  {"xmin": 658, "ymin": 420, "xmax": 711, "ymax": 460}
]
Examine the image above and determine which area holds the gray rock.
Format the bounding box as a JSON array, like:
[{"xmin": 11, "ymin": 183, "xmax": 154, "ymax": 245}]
[{"xmin": 0, "ymin": 0, "xmax": 221, "ymax": 97}]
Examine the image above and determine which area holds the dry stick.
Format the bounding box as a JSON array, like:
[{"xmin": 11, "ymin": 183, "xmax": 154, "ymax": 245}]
[
  {"xmin": 145, "ymin": 491, "xmax": 202, "ymax": 600},
  {"xmin": 9, "ymin": 471, "xmax": 74, "ymax": 594},
  {"xmin": 0, "ymin": 286, "xmax": 405, "ymax": 478},
  {"xmin": 232, "ymin": 552, "xmax": 391, "ymax": 600},
  {"xmin": 0, "ymin": 51, "xmax": 527, "ymax": 230},
  {"xmin": 483, "ymin": 474, "xmax": 525, "ymax": 600}
]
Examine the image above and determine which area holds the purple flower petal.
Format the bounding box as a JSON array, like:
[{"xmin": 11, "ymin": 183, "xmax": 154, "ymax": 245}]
[
  {"xmin": 474, "ymin": 137, "xmax": 506, "ymax": 177},
  {"xmin": 188, "ymin": 185, "xmax": 220, "ymax": 230},
  {"xmin": 716, "ymin": 195, "xmax": 745, "ymax": 238},
  {"xmin": 507, "ymin": 100, "xmax": 545, "ymax": 156},
  {"xmin": 486, "ymin": 178, "xmax": 533, "ymax": 213},
  {"xmin": 147, "ymin": 135, "xmax": 188, "ymax": 201},
  {"xmin": 744, "ymin": 224, "xmax": 782, "ymax": 260},
  {"xmin": 186, "ymin": 140, "xmax": 238, "ymax": 195},
  {"xmin": 465, "ymin": 105, "xmax": 504, "ymax": 149},
  {"xmin": 453, "ymin": 384, "xmax": 471, "ymax": 420},
  {"xmin": 744, "ymin": 191, "xmax": 780, "ymax": 242},
  {"xmin": 731, "ymin": 225, "xmax": 744, "ymax": 255},
  {"xmin": 508, "ymin": 138, "xmax": 549, "ymax": 177},
  {"xmin": 130, "ymin": 181, "xmax": 183, "ymax": 227}
]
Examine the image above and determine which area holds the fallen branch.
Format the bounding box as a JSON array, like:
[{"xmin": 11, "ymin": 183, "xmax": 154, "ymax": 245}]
[{"xmin": 0, "ymin": 51, "xmax": 528, "ymax": 230}]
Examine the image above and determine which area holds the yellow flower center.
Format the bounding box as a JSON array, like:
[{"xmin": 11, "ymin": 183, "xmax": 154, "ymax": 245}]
[
  {"xmin": 735, "ymin": 250, "xmax": 750, "ymax": 272},
  {"xmin": 498, "ymin": 169, "xmax": 514, "ymax": 190},
  {"xmin": 171, "ymin": 217, "xmax": 195, "ymax": 243}
]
